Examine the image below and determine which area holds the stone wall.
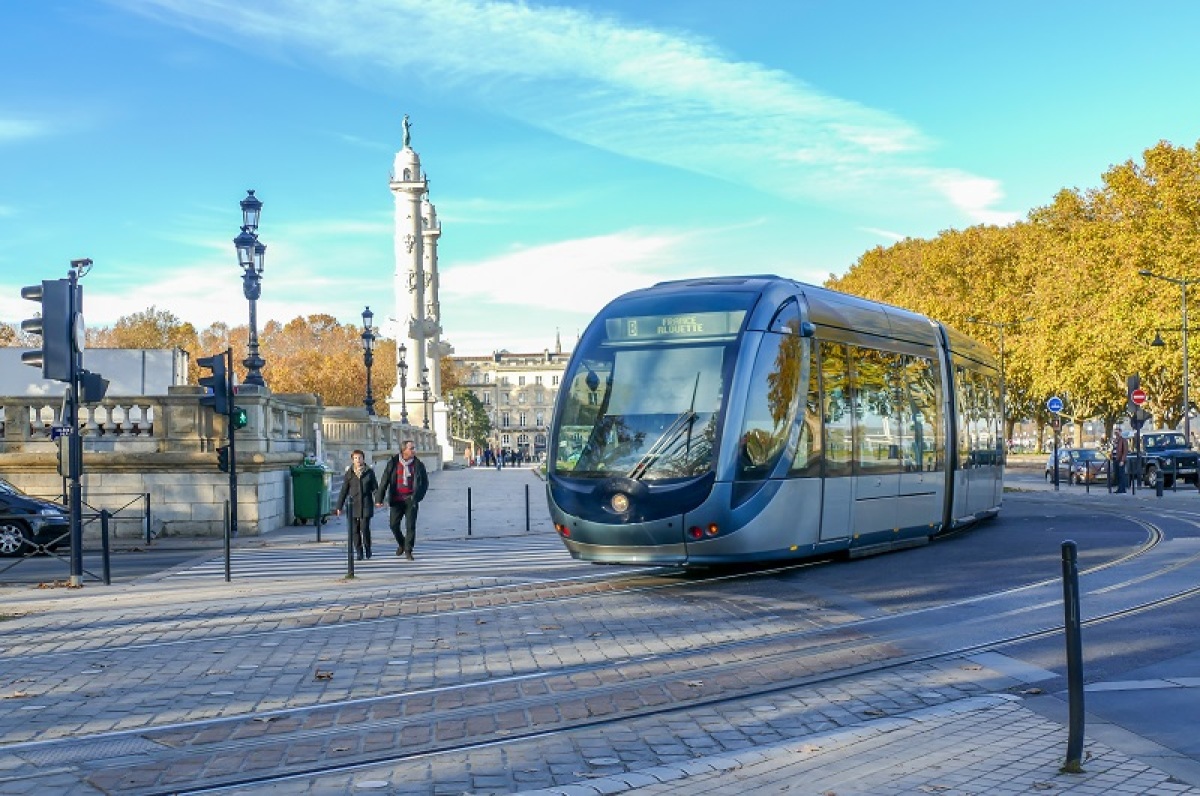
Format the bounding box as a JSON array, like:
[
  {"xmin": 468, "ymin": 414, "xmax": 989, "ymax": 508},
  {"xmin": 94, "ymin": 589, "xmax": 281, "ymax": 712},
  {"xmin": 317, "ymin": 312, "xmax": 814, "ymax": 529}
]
[{"xmin": 0, "ymin": 388, "xmax": 440, "ymax": 539}]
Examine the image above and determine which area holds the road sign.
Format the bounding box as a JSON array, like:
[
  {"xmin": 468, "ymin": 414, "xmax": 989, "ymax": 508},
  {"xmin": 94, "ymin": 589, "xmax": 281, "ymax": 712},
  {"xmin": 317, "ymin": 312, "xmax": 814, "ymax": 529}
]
[
  {"xmin": 1131, "ymin": 388, "xmax": 1147, "ymax": 406},
  {"xmin": 50, "ymin": 425, "xmax": 74, "ymax": 439},
  {"xmin": 1047, "ymin": 396, "xmax": 1064, "ymax": 413}
]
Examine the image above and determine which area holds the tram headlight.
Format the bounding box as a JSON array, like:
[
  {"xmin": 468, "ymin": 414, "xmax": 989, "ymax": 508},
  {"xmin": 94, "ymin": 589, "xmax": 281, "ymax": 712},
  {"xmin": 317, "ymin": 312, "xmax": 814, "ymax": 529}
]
[{"xmin": 610, "ymin": 493, "xmax": 629, "ymax": 513}]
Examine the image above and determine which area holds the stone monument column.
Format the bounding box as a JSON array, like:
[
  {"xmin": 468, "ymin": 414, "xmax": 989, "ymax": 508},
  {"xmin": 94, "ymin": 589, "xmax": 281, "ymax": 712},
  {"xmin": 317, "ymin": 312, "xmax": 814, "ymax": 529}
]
[{"xmin": 388, "ymin": 115, "xmax": 429, "ymax": 427}]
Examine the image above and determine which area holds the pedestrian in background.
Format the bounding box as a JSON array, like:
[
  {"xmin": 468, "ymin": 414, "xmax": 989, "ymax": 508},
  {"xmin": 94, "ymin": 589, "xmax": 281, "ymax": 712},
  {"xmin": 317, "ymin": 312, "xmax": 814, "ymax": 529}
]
[
  {"xmin": 1112, "ymin": 427, "xmax": 1129, "ymax": 493},
  {"xmin": 377, "ymin": 439, "xmax": 429, "ymax": 560},
  {"xmin": 334, "ymin": 449, "xmax": 379, "ymax": 560}
]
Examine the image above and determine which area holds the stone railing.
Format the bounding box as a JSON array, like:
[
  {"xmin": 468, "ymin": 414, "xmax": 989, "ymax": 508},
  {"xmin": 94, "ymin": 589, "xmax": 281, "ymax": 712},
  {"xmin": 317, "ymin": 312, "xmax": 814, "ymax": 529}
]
[{"xmin": 0, "ymin": 389, "xmax": 441, "ymax": 538}]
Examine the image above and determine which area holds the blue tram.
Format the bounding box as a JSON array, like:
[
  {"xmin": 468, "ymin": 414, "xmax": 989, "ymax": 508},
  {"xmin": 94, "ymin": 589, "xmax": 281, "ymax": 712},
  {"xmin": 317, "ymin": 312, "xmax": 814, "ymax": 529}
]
[{"xmin": 546, "ymin": 275, "xmax": 1003, "ymax": 566}]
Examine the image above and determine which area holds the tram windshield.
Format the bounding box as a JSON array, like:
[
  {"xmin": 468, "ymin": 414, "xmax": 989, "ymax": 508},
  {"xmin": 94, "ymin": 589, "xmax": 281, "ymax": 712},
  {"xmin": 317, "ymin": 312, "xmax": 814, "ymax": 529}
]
[{"xmin": 553, "ymin": 292, "xmax": 754, "ymax": 480}]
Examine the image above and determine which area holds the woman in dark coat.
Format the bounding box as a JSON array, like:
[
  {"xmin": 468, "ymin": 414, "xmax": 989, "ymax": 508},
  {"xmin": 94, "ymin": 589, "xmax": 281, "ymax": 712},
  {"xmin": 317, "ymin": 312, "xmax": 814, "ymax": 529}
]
[{"xmin": 334, "ymin": 449, "xmax": 379, "ymax": 559}]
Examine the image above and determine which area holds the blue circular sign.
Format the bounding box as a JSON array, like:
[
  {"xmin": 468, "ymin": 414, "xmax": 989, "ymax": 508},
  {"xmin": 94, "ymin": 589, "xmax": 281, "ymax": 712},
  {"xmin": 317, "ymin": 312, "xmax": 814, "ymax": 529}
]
[{"xmin": 1047, "ymin": 396, "xmax": 1064, "ymax": 413}]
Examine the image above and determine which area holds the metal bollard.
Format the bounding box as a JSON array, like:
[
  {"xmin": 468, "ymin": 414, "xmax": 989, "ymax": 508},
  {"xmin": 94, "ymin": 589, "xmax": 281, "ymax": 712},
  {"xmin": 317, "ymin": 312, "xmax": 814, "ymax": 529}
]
[
  {"xmin": 525, "ymin": 484, "xmax": 530, "ymax": 532},
  {"xmin": 345, "ymin": 514, "xmax": 355, "ymax": 579},
  {"xmin": 144, "ymin": 492, "xmax": 152, "ymax": 545},
  {"xmin": 223, "ymin": 499, "xmax": 232, "ymax": 583},
  {"xmin": 467, "ymin": 487, "xmax": 473, "ymax": 536},
  {"xmin": 100, "ymin": 509, "xmax": 111, "ymax": 586},
  {"xmin": 1060, "ymin": 540, "xmax": 1086, "ymax": 773}
]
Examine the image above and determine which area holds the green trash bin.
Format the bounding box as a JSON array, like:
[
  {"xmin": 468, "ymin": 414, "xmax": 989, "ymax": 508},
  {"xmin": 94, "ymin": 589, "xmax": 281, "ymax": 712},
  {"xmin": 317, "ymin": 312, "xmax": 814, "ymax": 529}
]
[{"xmin": 291, "ymin": 459, "xmax": 331, "ymax": 526}]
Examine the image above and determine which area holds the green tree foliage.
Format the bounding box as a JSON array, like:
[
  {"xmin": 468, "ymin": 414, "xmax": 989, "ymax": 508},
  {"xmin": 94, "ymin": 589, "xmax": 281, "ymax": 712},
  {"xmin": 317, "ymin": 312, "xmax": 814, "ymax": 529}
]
[
  {"xmin": 446, "ymin": 387, "xmax": 491, "ymax": 445},
  {"xmin": 829, "ymin": 139, "xmax": 1200, "ymax": 445}
]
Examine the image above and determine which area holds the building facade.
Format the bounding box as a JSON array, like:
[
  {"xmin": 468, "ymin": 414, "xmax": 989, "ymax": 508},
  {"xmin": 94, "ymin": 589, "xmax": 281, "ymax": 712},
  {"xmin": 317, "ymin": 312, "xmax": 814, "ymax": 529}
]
[{"xmin": 453, "ymin": 342, "xmax": 571, "ymax": 461}]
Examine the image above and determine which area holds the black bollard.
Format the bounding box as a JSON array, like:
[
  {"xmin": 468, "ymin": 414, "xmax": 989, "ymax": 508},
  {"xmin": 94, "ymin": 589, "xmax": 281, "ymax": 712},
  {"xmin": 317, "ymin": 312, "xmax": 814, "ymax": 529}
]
[
  {"xmin": 100, "ymin": 509, "xmax": 111, "ymax": 586},
  {"xmin": 467, "ymin": 487, "xmax": 473, "ymax": 536},
  {"xmin": 1060, "ymin": 540, "xmax": 1086, "ymax": 773},
  {"xmin": 525, "ymin": 484, "xmax": 530, "ymax": 532},
  {"xmin": 345, "ymin": 514, "xmax": 355, "ymax": 579},
  {"xmin": 223, "ymin": 500, "xmax": 232, "ymax": 583}
]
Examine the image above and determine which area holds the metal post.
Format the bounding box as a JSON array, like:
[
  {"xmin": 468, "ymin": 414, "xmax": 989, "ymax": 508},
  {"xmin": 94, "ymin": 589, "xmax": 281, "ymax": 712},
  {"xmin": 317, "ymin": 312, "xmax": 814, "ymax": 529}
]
[
  {"xmin": 525, "ymin": 483, "xmax": 530, "ymax": 532},
  {"xmin": 100, "ymin": 509, "xmax": 111, "ymax": 586},
  {"xmin": 223, "ymin": 499, "xmax": 231, "ymax": 583},
  {"xmin": 225, "ymin": 348, "xmax": 239, "ymax": 539},
  {"xmin": 1053, "ymin": 429, "xmax": 1060, "ymax": 491},
  {"xmin": 1060, "ymin": 540, "xmax": 1086, "ymax": 773},
  {"xmin": 345, "ymin": 514, "xmax": 355, "ymax": 579},
  {"xmin": 67, "ymin": 268, "xmax": 83, "ymax": 589},
  {"xmin": 144, "ymin": 492, "xmax": 151, "ymax": 545},
  {"xmin": 1183, "ymin": 282, "xmax": 1190, "ymax": 445},
  {"xmin": 467, "ymin": 487, "xmax": 473, "ymax": 536}
]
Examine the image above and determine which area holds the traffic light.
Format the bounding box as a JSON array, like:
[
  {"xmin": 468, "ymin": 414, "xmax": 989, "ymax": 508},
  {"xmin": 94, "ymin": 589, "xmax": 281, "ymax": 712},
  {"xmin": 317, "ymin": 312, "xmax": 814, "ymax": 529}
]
[
  {"xmin": 217, "ymin": 445, "xmax": 231, "ymax": 473},
  {"xmin": 20, "ymin": 279, "xmax": 74, "ymax": 382},
  {"xmin": 231, "ymin": 406, "xmax": 249, "ymax": 430},
  {"xmin": 197, "ymin": 353, "xmax": 229, "ymax": 415}
]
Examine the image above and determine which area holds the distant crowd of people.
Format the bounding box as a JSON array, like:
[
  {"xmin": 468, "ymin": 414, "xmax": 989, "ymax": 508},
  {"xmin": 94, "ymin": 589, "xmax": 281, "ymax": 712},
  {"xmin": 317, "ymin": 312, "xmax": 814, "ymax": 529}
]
[{"xmin": 471, "ymin": 448, "xmax": 533, "ymax": 468}]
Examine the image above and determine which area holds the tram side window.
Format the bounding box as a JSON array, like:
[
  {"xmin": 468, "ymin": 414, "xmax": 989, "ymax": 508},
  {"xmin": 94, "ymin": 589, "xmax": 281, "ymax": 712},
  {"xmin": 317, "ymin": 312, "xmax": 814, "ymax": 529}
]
[
  {"xmin": 902, "ymin": 355, "xmax": 942, "ymax": 471},
  {"xmin": 821, "ymin": 342, "xmax": 852, "ymax": 478},
  {"xmin": 852, "ymin": 347, "xmax": 903, "ymax": 476},
  {"xmin": 956, "ymin": 366, "xmax": 973, "ymax": 469},
  {"xmin": 737, "ymin": 332, "xmax": 802, "ymax": 481},
  {"xmin": 789, "ymin": 341, "xmax": 822, "ymax": 477}
]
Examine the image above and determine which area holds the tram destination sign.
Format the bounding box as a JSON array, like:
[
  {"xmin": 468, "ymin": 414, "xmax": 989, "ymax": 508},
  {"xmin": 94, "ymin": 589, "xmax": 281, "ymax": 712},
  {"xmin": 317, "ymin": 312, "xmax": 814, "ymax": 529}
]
[{"xmin": 605, "ymin": 310, "xmax": 746, "ymax": 342}]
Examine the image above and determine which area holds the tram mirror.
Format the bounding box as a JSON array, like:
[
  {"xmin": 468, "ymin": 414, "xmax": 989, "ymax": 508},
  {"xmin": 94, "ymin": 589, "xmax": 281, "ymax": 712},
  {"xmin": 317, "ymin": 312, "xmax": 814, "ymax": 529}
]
[{"xmin": 800, "ymin": 321, "xmax": 816, "ymax": 337}]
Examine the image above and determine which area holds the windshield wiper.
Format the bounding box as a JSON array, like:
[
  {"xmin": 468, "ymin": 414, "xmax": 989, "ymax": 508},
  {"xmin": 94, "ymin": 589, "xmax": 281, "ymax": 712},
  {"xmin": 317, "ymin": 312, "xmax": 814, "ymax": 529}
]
[{"xmin": 627, "ymin": 374, "xmax": 701, "ymax": 481}]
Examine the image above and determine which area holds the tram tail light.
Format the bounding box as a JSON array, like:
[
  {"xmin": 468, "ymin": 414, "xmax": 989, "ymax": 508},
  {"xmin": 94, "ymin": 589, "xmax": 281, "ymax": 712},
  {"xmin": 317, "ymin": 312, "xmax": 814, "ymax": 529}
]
[
  {"xmin": 688, "ymin": 523, "xmax": 720, "ymax": 540},
  {"xmin": 688, "ymin": 526, "xmax": 703, "ymax": 539},
  {"xmin": 707, "ymin": 523, "xmax": 719, "ymax": 536},
  {"xmin": 556, "ymin": 523, "xmax": 570, "ymax": 537}
]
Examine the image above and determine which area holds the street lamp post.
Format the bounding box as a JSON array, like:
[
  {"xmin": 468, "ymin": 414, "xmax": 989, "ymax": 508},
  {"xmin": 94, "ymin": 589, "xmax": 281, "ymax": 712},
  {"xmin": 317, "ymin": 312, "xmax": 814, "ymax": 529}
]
[
  {"xmin": 1139, "ymin": 270, "xmax": 1198, "ymax": 442},
  {"xmin": 421, "ymin": 367, "xmax": 431, "ymax": 430},
  {"xmin": 361, "ymin": 306, "xmax": 376, "ymax": 416},
  {"xmin": 965, "ymin": 315, "xmax": 1035, "ymax": 450},
  {"xmin": 234, "ymin": 190, "xmax": 267, "ymax": 388},
  {"xmin": 397, "ymin": 344, "xmax": 409, "ymax": 425}
]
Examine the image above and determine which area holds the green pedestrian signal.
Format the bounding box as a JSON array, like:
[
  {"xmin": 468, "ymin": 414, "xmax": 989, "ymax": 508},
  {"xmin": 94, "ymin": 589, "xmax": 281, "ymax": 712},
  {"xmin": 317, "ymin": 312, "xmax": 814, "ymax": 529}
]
[{"xmin": 232, "ymin": 406, "xmax": 248, "ymax": 430}]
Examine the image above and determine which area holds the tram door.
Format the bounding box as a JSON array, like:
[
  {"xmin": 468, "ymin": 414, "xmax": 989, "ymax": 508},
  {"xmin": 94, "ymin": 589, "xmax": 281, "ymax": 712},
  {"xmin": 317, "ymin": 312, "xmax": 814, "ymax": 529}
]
[{"xmin": 818, "ymin": 342, "xmax": 853, "ymax": 541}]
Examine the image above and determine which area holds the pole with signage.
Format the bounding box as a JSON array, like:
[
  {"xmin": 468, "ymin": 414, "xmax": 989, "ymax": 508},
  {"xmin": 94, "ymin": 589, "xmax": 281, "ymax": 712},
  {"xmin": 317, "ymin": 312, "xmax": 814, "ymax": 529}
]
[{"xmin": 1048, "ymin": 396, "xmax": 1064, "ymax": 491}]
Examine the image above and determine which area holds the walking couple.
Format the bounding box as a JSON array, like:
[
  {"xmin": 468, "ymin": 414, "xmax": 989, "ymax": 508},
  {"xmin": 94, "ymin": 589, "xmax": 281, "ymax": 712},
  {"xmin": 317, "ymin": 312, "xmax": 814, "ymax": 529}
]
[{"xmin": 334, "ymin": 440, "xmax": 429, "ymax": 561}]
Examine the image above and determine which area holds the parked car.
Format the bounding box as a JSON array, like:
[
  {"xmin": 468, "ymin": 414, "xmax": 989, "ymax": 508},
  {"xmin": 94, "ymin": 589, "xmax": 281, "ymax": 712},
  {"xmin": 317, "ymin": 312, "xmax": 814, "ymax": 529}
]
[
  {"xmin": 1044, "ymin": 448, "xmax": 1109, "ymax": 485},
  {"xmin": 0, "ymin": 479, "xmax": 69, "ymax": 557},
  {"xmin": 1139, "ymin": 432, "xmax": 1199, "ymax": 489}
]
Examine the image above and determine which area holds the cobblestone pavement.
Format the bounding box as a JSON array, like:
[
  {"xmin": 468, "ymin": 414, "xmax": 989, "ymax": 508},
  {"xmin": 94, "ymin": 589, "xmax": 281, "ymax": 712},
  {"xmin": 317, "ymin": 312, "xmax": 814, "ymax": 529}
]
[{"xmin": 2, "ymin": 465, "xmax": 1200, "ymax": 794}]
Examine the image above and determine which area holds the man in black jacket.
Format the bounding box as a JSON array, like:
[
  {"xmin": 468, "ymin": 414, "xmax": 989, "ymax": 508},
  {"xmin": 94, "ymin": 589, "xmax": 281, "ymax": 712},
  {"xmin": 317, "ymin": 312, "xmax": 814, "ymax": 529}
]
[{"xmin": 376, "ymin": 440, "xmax": 429, "ymax": 560}]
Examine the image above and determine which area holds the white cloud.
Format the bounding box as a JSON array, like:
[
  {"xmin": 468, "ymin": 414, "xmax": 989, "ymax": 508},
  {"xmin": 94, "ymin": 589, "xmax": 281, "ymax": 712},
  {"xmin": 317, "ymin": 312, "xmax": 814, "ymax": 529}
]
[
  {"xmin": 0, "ymin": 117, "xmax": 47, "ymax": 143},
  {"xmin": 114, "ymin": 0, "xmax": 1019, "ymax": 224},
  {"xmin": 441, "ymin": 229, "xmax": 702, "ymax": 312}
]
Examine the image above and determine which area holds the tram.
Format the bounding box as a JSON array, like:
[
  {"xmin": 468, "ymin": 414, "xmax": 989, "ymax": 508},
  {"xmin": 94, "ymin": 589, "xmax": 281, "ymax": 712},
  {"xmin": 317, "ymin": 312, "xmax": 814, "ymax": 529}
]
[{"xmin": 546, "ymin": 275, "xmax": 1003, "ymax": 566}]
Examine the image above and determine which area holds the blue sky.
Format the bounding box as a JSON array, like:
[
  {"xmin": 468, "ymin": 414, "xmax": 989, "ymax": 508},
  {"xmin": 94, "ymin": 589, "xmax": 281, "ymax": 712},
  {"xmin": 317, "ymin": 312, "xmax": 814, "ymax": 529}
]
[{"xmin": 3, "ymin": 1, "xmax": 1200, "ymax": 356}]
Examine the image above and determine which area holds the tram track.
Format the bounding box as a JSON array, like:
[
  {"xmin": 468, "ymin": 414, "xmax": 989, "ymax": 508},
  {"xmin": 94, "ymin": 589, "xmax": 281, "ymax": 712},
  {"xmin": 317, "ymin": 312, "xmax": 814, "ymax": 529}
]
[{"xmin": 1, "ymin": 512, "xmax": 1186, "ymax": 794}]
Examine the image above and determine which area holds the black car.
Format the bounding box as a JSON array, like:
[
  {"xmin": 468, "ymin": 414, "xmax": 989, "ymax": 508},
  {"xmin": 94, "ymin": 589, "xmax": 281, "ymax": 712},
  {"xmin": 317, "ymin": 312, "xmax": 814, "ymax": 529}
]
[
  {"xmin": 1140, "ymin": 432, "xmax": 1199, "ymax": 488},
  {"xmin": 1044, "ymin": 448, "xmax": 1109, "ymax": 484},
  {"xmin": 0, "ymin": 479, "xmax": 69, "ymax": 557}
]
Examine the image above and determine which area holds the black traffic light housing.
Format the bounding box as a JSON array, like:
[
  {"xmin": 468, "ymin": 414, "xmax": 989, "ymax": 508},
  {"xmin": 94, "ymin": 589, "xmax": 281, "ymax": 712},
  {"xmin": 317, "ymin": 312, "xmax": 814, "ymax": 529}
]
[
  {"xmin": 197, "ymin": 353, "xmax": 230, "ymax": 415},
  {"xmin": 217, "ymin": 445, "xmax": 231, "ymax": 473},
  {"xmin": 232, "ymin": 406, "xmax": 249, "ymax": 430},
  {"xmin": 20, "ymin": 279, "xmax": 76, "ymax": 382}
]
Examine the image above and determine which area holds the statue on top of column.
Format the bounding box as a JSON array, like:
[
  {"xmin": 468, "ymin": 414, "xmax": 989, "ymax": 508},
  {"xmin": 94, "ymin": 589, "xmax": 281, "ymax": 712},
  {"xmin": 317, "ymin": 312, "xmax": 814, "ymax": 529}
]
[{"xmin": 402, "ymin": 114, "xmax": 411, "ymax": 149}]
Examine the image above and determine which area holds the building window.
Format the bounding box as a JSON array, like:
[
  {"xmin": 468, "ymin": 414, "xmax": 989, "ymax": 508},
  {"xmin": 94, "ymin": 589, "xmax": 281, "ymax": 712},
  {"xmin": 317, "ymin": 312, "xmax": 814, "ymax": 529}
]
[
  {"xmin": 552, "ymin": 375, "xmax": 559, "ymax": 386},
  {"xmin": 483, "ymin": 393, "xmax": 491, "ymax": 405},
  {"xmin": 502, "ymin": 434, "xmax": 511, "ymax": 445},
  {"xmin": 502, "ymin": 393, "xmax": 510, "ymax": 404},
  {"xmin": 502, "ymin": 412, "xmax": 511, "ymax": 427},
  {"xmin": 484, "ymin": 373, "xmax": 491, "ymax": 384},
  {"xmin": 536, "ymin": 375, "xmax": 543, "ymax": 384},
  {"xmin": 519, "ymin": 376, "xmax": 526, "ymax": 386},
  {"xmin": 519, "ymin": 413, "xmax": 527, "ymax": 426},
  {"xmin": 536, "ymin": 412, "xmax": 544, "ymax": 426},
  {"xmin": 518, "ymin": 393, "xmax": 526, "ymax": 404}
]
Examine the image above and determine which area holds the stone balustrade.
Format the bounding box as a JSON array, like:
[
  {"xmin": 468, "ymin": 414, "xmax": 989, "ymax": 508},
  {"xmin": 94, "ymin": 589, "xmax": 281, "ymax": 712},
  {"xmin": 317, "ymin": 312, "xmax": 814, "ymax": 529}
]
[{"xmin": 0, "ymin": 389, "xmax": 439, "ymax": 538}]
